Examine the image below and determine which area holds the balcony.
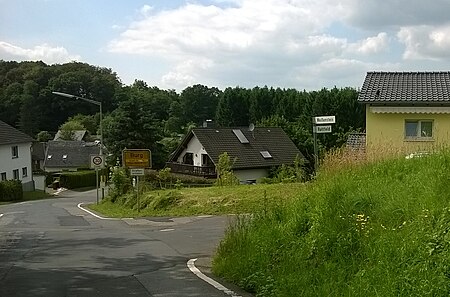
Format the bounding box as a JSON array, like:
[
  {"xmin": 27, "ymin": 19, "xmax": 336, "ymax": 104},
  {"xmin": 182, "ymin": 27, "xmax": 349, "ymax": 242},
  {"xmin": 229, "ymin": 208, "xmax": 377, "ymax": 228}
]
[{"xmin": 165, "ymin": 162, "xmax": 217, "ymax": 178}]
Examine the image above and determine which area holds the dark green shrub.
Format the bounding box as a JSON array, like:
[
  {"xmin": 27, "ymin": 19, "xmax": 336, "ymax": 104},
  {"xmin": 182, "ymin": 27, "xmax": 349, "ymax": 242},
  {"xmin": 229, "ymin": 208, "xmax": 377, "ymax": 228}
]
[
  {"xmin": 110, "ymin": 167, "xmax": 132, "ymax": 199},
  {"xmin": 0, "ymin": 180, "xmax": 23, "ymax": 201},
  {"xmin": 59, "ymin": 171, "xmax": 96, "ymax": 189}
]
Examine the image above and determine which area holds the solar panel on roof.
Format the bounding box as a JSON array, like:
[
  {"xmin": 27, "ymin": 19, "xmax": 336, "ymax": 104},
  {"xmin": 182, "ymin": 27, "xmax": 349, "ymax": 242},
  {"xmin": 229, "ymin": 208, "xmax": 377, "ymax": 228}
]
[{"xmin": 232, "ymin": 129, "xmax": 249, "ymax": 144}]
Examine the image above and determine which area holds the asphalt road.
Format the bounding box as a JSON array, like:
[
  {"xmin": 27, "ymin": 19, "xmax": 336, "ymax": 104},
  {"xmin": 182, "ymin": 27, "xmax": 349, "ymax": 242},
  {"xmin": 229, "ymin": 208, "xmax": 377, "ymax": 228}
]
[{"xmin": 0, "ymin": 189, "xmax": 250, "ymax": 297}]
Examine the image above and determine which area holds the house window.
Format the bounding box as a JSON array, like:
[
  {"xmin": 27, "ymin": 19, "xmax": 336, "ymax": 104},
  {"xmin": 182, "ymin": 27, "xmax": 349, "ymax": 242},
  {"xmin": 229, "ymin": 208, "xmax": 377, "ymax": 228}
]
[
  {"xmin": 22, "ymin": 167, "xmax": 28, "ymax": 178},
  {"xmin": 13, "ymin": 169, "xmax": 19, "ymax": 180},
  {"xmin": 405, "ymin": 120, "xmax": 433, "ymax": 139},
  {"xmin": 183, "ymin": 153, "xmax": 194, "ymax": 165},
  {"xmin": 11, "ymin": 146, "xmax": 18, "ymax": 158},
  {"xmin": 1, "ymin": 172, "xmax": 6, "ymax": 181},
  {"xmin": 202, "ymin": 154, "xmax": 213, "ymax": 167}
]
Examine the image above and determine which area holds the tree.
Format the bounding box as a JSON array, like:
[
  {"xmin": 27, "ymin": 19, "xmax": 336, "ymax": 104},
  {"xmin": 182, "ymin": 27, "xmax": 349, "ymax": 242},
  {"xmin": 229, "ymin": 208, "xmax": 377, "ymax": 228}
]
[
  {"xmin": 216, "ymin": 87, "xmax": 250, "ymax": 127},
  {"xmin": 59, "ymin": 120, "xmax": 86, "ymax": 140},
  {"xmin": 216, "ymin": 152, "xmax": 239, "ymax": 186},
  {"xmin": 103, "ymin": 96, "xmax": 165, "ymax": 168},
  {"xmin": 69, "ymin": 114, "xmax": 98, "ymax": 136},
  {"xmin": 179, "ymin": 84, "xmax": 221, "ymax": 126},
  {"xmin": 36, "ymin": 131, "xmax": 52, "ymax": 142}
]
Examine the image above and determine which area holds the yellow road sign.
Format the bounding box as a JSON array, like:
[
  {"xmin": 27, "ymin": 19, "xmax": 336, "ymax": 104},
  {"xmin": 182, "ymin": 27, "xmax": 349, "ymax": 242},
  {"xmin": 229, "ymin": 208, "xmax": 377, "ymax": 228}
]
[{"xmin": 122, "ymin": 149, "xmax": 151, "ymax": 168}]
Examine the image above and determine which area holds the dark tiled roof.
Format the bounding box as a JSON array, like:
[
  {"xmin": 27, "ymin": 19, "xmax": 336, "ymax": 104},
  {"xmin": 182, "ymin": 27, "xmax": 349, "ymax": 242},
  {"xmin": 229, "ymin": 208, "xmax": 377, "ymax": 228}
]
[
  {"xmin": 346, "ymin": 133, "xmax": 366, "ymax": 152},
  {"xmin": 170, "ymin": 127, "xmax": 303, "ymax": 169},
  {"xmin": 31, "ymin": 142, "xmax": 46, "ymax": 161},
  {"xmin": 0, "ymin": 120, "xmax": 34, "ymax": 145},
  {"xmin": 53, "ymin": 130, "xmax": 87, "ymax": 141},
  {"xmin": 358, "ymin": 72, "xmax": 450, "ymax": 103},
  {"xmin": 44, "ymin": 141, "xmax": 100, "ymax": 169}
]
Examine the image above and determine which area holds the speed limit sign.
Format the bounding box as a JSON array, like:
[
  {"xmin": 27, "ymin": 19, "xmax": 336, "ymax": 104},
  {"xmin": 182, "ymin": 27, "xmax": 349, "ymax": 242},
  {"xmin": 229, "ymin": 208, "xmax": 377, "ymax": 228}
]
[{"xmin": 90, "ymin": 155, "xmax": 105, "ymax": 169}]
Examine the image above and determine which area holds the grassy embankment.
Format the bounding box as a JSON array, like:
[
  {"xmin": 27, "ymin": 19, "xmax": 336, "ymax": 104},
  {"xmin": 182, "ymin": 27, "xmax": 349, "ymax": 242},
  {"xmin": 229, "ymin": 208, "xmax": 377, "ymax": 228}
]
[
  {"xmin": 90, "ymin": 149, "xmax": 450, "ymax": 296},
  {"xmin": 89, "ymin": 182, "xmax": 305, "ymax": 217},
  {"xmin": 213, "ymin": 150, "xmax": 450, "ymax": 296}
]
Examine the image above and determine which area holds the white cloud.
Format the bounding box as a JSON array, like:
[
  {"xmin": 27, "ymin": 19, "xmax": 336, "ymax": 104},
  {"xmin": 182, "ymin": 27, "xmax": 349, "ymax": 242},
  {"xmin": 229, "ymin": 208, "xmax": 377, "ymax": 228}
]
[
  {"xmin": 105, "ymin": 0, "xmax": 450, "ymax": 90},
  {"xmin": 108, "ymin": 0, "xmax": 346, "ymax": 56},
  {"xmin": 108, "ymin": 0, "xmax": 353, "ymax": 89},
  {"xmin": 398, "ymin": 25, "xmax": 450, "ymax": 60},
  {"xmin": 345, "ymin": 0, "xmax": 450, "ymax": 28},
  {"xmin": 139, "ymin": 5, "xmax": 153, "ymax": 16},
  {"xmin": 0, "ymin": 41, "xmax": 80, "ymax": 64},
  {"xmin": 161, "ymin": 58, "xmax": 214, "ymax": 89},
  {"xmin": 347, "ymin": 32, "xmax": 389, "ymax": 55}
]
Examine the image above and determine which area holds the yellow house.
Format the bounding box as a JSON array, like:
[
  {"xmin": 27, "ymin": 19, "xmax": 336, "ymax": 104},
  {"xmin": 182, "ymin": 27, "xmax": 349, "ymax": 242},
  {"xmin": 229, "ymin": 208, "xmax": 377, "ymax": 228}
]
[{"xmin": 359, "ymin": 72, "xmax": 450, "ymax": 157}]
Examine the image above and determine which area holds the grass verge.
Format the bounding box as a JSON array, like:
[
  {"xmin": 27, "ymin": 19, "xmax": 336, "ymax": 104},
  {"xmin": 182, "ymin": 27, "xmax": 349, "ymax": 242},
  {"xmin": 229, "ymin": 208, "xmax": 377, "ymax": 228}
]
[
  {"xmin": 212, "ymin": 150, "xmax": 450, "ymax": 296},
  {"xmin": 22, "ymin": 190, "xmax": 51, "ymax": 201},
  {"xmin": 88, "ymin": 183, "xmax": 306, "ymax": 217}
]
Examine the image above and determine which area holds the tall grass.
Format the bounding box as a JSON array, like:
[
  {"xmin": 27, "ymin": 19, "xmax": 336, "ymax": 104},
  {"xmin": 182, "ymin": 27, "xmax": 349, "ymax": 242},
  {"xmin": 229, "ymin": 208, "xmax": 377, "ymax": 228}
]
[{"xmin": 213, "ymin": 149, "xmax": 450, "ymax": 296}]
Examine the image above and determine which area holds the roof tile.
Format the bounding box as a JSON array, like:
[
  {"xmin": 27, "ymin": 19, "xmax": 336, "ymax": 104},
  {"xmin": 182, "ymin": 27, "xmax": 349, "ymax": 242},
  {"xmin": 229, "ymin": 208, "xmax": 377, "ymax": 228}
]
[
  {"xmin": 358, "ymin": 72, "xmax": 450, "ymax": 103},
  {"xmin": 0, "ymin": 120, "xmax": 34, "ymax": 145},
  {"xmin": 171, "ymin": 127, "xmax": 303, "ymax": 170}
]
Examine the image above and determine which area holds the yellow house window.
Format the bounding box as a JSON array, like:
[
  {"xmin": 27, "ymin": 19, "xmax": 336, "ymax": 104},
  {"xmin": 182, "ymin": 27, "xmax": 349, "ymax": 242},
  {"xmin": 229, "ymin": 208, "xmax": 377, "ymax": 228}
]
[{"xmin": 405, "ymin": 120, "xmax": 433, "ymax": 139}]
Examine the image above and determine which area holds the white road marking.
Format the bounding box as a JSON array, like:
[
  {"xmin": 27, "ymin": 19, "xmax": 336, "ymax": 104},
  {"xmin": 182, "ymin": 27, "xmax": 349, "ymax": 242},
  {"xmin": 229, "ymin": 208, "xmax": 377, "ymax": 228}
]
[
  {"xmin": 187, "ymin": 258, "xmax": 242, "ymax": 297},
  {"xmin": 159, "ymin": 228, "xmax": 175, "ymax": 232},
  {"xmin": 2, "ymin": 211, "xmax": 25, "ymax": 215}
]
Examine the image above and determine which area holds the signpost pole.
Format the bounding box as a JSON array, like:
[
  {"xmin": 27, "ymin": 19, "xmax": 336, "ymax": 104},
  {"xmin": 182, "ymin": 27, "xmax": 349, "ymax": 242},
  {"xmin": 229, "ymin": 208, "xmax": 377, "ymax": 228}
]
[
  {"xmin": 312, "ymin": 115, "xmax": 335, "ymax": 174},
  {"xmin": 136, "ymin": 176, "xmax": 140, "ymax": 213},
  {"xmin": 312, "ymin": 118, "xmax": 318, "ymax": 173},
  {"xmin": 96, "ymin": 168, "xmax": 99, "ymax": 205}
]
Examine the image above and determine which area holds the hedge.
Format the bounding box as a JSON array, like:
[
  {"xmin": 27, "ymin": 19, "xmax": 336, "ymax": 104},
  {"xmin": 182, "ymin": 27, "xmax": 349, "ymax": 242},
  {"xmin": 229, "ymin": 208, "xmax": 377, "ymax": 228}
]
[
  {"xmin": 0, "ymin": 180, "xmax": 23, "ymax": 202},
  {"xmin": 59, "ymin": 171, "xmax": 97, "ymax": 189}
]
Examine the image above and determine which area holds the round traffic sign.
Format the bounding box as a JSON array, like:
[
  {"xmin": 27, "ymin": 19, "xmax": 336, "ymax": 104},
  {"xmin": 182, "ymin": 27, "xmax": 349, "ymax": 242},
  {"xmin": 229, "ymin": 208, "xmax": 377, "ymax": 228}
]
[{"xmin": 93, "ymin": 156, "xmax": 103, "ymax": 166}]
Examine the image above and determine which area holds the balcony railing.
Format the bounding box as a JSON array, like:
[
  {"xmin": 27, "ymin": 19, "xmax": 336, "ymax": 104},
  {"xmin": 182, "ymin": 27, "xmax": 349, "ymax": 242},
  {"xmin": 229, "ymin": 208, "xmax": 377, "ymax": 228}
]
[{"xmin": 165, "ymin": 162, "xmax": 217, "ymax": 178}]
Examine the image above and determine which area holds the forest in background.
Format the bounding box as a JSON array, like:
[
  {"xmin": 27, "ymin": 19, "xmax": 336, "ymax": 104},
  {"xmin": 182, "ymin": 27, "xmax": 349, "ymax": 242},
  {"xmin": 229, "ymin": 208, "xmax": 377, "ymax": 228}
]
[{"xmin": 0, "ymin": 60, "xmax": 365, "ymax": 171}]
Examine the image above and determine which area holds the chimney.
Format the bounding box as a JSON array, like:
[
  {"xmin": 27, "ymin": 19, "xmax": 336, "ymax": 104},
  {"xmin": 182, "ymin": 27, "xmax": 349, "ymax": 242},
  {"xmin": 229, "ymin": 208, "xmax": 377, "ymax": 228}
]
[{"xmin": 202, "ymin": 119, "xmax": 214, "ymax": 128}]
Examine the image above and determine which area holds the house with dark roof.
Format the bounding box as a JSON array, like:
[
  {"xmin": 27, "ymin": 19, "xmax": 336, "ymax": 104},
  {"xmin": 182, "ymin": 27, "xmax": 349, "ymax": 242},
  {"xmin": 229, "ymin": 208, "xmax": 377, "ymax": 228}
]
[
  {"xmin": 31, "ymin": 142, "xmax": 46, "ymax": 172},
  {"xmin": 43, "ymin": 141, "xmax": 100, "ymax": 172},
  {"xmin": 166, "ymin": 127, "xmax": 303, "ymax": 183},
  {"xmin": 358, "ymin": 71, "xmax": 450, "ymax": 154},
  {"xmin": 53, "ymin": 130, "xmax": 88, "ymax": 141},
  {"xmin": 0, "ymin": 120, "xmax": 34, "ymax": 191}
]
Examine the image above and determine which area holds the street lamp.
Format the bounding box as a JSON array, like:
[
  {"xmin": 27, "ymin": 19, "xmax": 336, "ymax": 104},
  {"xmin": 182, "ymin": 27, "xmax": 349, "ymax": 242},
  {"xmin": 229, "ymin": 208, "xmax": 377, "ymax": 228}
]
[
  {"xmin": 52, "ymin": 91, "xmax": 104, "ymax": 203},
  {"xmin": 52, "ymin": 91, "xmax": 103, "ymax": 155}
]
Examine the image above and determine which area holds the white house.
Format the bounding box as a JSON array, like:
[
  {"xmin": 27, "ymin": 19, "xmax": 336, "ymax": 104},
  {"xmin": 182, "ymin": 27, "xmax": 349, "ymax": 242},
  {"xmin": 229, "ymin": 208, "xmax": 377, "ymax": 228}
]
[
  {"xmin": 0, "ymin": 120, "xmax": 34, "ymax": 191},
  {"xmin": 167, "ymin": 127, "xmax": 303, "ymax": 183}
]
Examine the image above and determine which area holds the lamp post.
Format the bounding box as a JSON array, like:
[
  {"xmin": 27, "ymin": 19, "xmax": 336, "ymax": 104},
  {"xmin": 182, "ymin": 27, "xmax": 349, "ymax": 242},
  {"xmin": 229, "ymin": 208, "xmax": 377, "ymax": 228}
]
[{"xmin": 52, "ymin": 91, "xmax": 103, "ymax": 203}]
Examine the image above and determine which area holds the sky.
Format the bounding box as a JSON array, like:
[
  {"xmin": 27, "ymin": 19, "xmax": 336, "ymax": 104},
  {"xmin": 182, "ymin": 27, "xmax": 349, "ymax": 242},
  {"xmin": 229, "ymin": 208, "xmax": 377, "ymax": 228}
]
[{"xmin": 1, "ymin": 0, "xmax": 450, "ymax": 92}]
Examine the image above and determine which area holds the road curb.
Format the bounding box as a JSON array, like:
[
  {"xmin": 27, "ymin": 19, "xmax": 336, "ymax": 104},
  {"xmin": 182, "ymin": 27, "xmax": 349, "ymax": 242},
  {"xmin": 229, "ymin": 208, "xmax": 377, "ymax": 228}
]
[{"xmin": 187, "ymin": 258, "xmax": 242, "ymax": 297}]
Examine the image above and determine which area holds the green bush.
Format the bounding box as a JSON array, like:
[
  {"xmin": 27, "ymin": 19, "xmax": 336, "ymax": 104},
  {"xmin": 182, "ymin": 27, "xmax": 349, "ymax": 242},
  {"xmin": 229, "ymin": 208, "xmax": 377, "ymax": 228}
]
[
  {"xmin": 59, "ymin": 171, "xmax": 96, "ymax": 189},
  {"xmin": 110, "ymin": 167, "xmax": 132, "ymax": 200},
  {"xmin": 213, "ymin": 150, "xmax": 450, "ymax": 297},
  {"xmin": 0, "ymin": 180, "xmax": 23, "ymax": 201}
]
